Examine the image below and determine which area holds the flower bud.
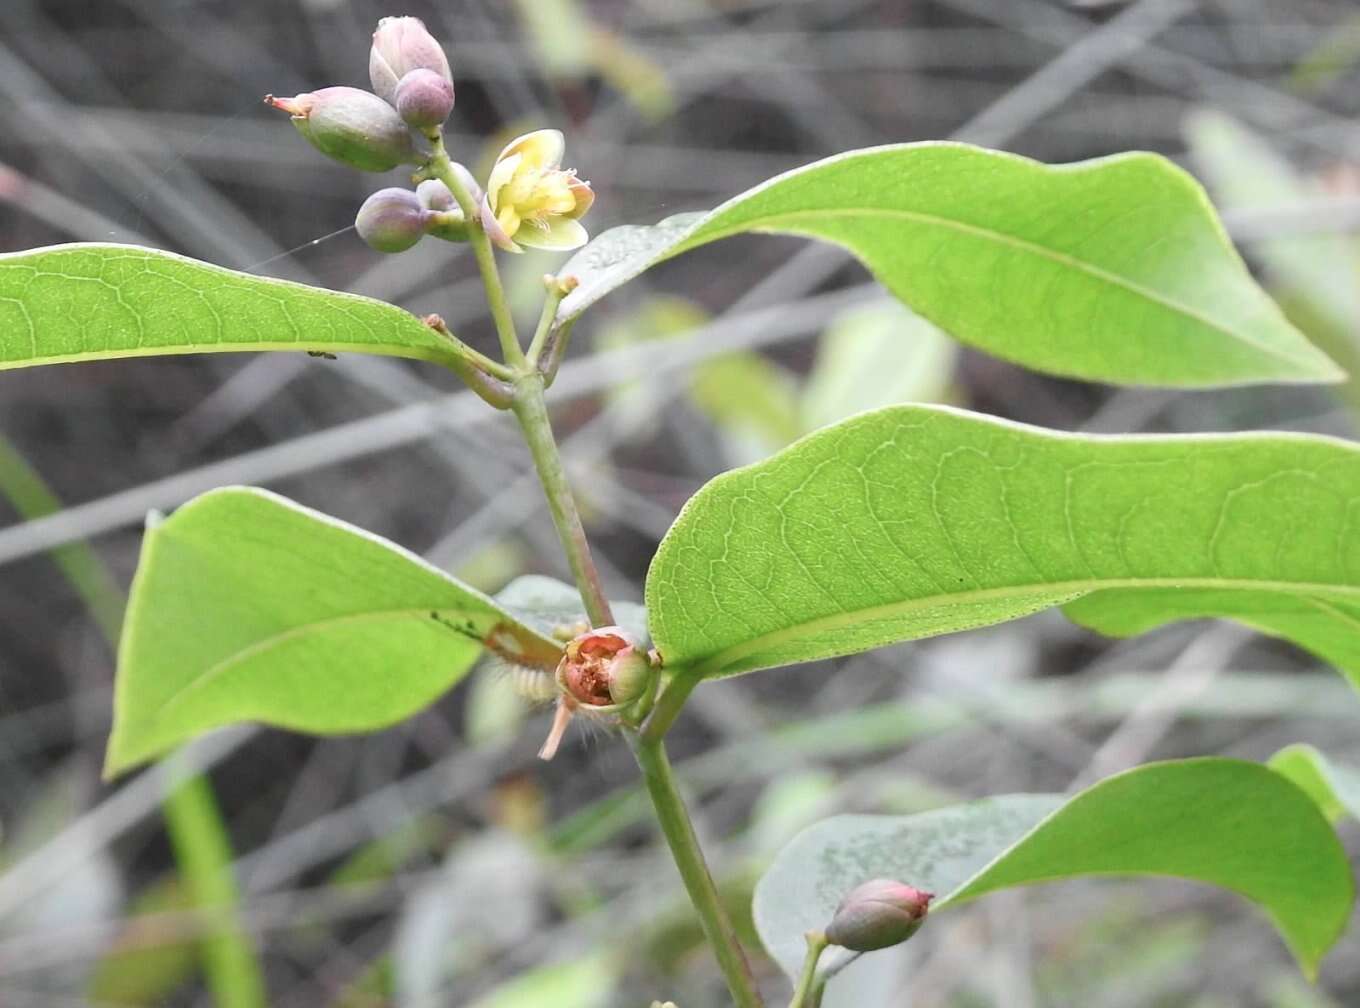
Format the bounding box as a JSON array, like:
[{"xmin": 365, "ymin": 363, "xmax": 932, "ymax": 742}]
[
  {"xmin": 416, "ymin": 178, "xmax": 455, "ymax": 212},
  {"xmin": 395, "ymin": 68, "xmax": 455, "ymax": 130},
  {"xmin": 415, "ymin": 175, "xmax": 475, "ymax": 243},
  {"xmin": 355, "ymin": 187, "xmax": 432, "ymax": 253},
  {"xmin": 824, "ymin": 879, "xmax": 932, "ymax": 953},
  {"xmin": 555, "ymin": 626, "xmax": 654, "ymax": 711},
  {"xmin": 483, "ymin": 129, "xmax": 593, "ymax": 252},
  {"xmin": 370, "ymin": 16, "xmax": 452, "ymax": 105},
  {"xmin": 265, "ymin": 87, "xmax": 417, "ymax": 173}
]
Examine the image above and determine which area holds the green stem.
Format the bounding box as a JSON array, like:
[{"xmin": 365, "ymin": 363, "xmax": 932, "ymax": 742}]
[
  {"xmin": 164, "ymin": 762, "xmax": 267, "ymax": 1008},
  {"xmin": 526, "ymin": 277, "xmax": 570, "ymax": 367},
  {"xmin": 537, "ymin": 318, "xmax": 576, "ymax": 388},
  {"xmin": 642, "ymin": 672, "xmax": 700, "ymax": 743},
  {"xmin": 789, "ymin": 932, "xmax": 829, "ymax": 1008},
  {"xmin": 630, "ymin": 734, "xmax": 765, "ymax": 1008},
  {"xmin": 425, "ymin": 134, "xmax": 525, "ymax": 367},
  {"xmin": 808, "ymin": 976, "xmax": 828, "ymax": 1008},
  {"xmin": 510, "ymin": 372, "xmax": 614, "ymax": 628}
]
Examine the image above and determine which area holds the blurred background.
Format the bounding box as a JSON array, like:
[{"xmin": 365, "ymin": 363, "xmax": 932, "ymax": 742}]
[{"xmin": 1, "ymin": 0, "xmax": 1359, "ymax": 1005}]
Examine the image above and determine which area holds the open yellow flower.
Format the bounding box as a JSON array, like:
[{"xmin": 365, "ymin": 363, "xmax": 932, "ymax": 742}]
[{"xmin": 483, "ymin": 129, "xmax": 593, "ymax": 253}]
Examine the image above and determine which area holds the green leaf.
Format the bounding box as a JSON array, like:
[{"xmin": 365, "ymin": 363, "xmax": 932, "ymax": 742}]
[
  {"xmin": 1269, "ymin": 744, "xmax": 1360, "ymax": 825},
  {"xmin": 753, "ymin": 759, "xmax": 1353, "ymax": 983},
  {"xmin": 645, "ymin": 405, "xmax": 1360, "ymax": 682},
  {"xmin": 0, "ymin": 243, "xmax": 462, "ymax": 371},
  {"xmin": 107, "ymin": 488, "xmax": 562, "ymax": 777},
  {"xmin": 1185, "ymin": 110, "xmax": 1360, "ymax": 406},
  {"xmin": 557, "ymin": 143, "xmax": 1342, "ymax": 387}
]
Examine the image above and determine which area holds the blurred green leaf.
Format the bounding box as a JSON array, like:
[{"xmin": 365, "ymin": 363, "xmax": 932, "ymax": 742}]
[
  {"xmin": 511, "ymin": 0, "xmax": 593, "ymax": 77},
  {"xmin": 689, "ymin": 352, "xmax": 801, "ymax": 465},
  {"xmin": 0, "ymin": 244, "xmax": 463, "ymax": 371},
  {"xmin": 107, "ymin": 488, "xmax": 563, "ymax": 776},
  {"xmin": 1185, "ymin": 110, "xmax": 1360, "ymax": 403},
  {"xmin": 558, "ymin": 144, "xmax": 1342, "ymax": 386},
  {"xmin": 802, "ymin": 300, "xmax": 956, "ymax": 431},
  {"xmin": 0, "ymin": 432, "xmax": 124, "ymax": 640},
  {"xmin": 88, "ymin": 878, "xmax": 198, "ymax": 1005},
  {"xmin": 754, "ymin": 760, "xmax": 1352, "ymax": 984},
  {"xmin": 469, "ymin": 954, "xmax": 615, "ymax": 1008},
  {"xmin": 496, "ymin": 574, "xmax": 649, "ymax": 643},
  {"xmin": 1269, "ymin": 744, "xmax": 1360, "ymax": 825},
  {"xmin": 646, "ymin": 405, "xmax": 1360, "ymax": 682}
]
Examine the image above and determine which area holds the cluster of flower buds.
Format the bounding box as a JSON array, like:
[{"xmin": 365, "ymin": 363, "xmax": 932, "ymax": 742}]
[
  {"xmin": 823, "ymin": 879, "xmax": 932, "ymax": 952},
  {"xmin": 539, "ymin": 625, "xmax": 657, "ymax": 760},
  {"xmin": 266, "ymin": 16, "xmax": 592, "ymax": 257}
]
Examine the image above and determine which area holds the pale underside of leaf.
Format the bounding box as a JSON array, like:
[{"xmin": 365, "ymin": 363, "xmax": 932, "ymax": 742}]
[
  {"xmin": 558, "ymin": 143, "xmax": 1341, "ymax": 387},
  {"xmin": 645, "ymin": 405, "xmax": 1360, "ymax": 684},
  {"xmin": 0, "ymin": 243, "xmax": 459, "ymax": 371},
  {"xmin": 754, "ymin": 760, "xmax": 1352, "ymax": 983}
]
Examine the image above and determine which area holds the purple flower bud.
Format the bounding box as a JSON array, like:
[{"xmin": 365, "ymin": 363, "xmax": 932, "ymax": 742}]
[
  {"xmin": 355, "ymin": 187, "xmax": 432, "ymax": 253},
  {"xmin": 370, "ymin": 16, "xmax": 452, "ymax": 105},
  {"xmin": 395, "ymin": 68, "xmax": 455, "ymax": 130},
  {"xmin": 824, "ymin": 879, "xmax": 932, "ymax": 952},
  {"xmin": 265, "ymin": 87, "xmax": 417, "ymax": 173},
  {"xmin": 416, "ymin": 179, "xmax": 455, "ymax": 212}
]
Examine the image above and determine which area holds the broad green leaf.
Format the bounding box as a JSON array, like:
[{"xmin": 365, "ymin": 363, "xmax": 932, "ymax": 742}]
[
  {"xmin": 0, "ymin": 243, "xmax": 461, "ymax": 371},
  {"xmin": 1269, "ymin": 744, "xmax": 1360, "ymax": 825},
  {"xmin": 801, "ymin": 300, "xmax": 957, "ymax": 432},
  {"xmin": 754, "ymin": 759, "xmax": 1353, "ymax": 983},
  {"xmin": 557, "ymin": 143, "xmax": 1342, "ymax": 387},
  {"xmin": 1185, "ymin": 110, "xmax": 1360, "ymax": 336},
  {"xmin": 645, "ymin": 405, "xmax": 1360, "ymax": 681},
  {"xmin": 107, "ymin": 488, "xmax": 562, "ymax": 777}
]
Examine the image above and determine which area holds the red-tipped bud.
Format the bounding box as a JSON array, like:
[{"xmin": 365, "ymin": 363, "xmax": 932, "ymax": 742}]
[
  {"xmin": 355, "ymin": 187, "xmax": 432, "ymax": 253},
  {"xmin": 824, "ymin": 879, "xmax": 932, "ymax": 953},
  {"xmin": 370, "ymin": 16, "xmax": 452, "ymax": 105},
  {"xmin": 555, "ymin": 626, "xmax": 654, "ymax": 711},
  {"xmin": 395, "ymin": 68, "xmax": 455, "ymax": 130},
  {"xmin": 266, "ymin": 87, "xmax": 416, "ymax": 173}
]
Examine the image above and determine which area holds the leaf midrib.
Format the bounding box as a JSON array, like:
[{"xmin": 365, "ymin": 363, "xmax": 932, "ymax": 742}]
[
  {"xmin": 144, "ymin": 606, "xmax": 499, "ymax": 730},
  {"xmin": 680, "ymin": 207, "xmax": 1321, "ymax": 374},
  {"xmin": 670, "ymin": 575, "xmax": 1360, "ymax": 677}
]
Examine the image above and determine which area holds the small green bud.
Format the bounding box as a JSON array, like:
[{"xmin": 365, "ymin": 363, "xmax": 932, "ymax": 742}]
[
  {"xmin": 395, "ymin": 68, "xmax": 455, "ymax": 130},
  {"xmin": 370, "ymin": 16, "xmax": 452, "ymax": 105},
  {"xmin": 824, "ymin": 879, "xmax": 932, "ymax": 953},
  {"xmin": 355, "ymin": 187, "xmax": 431, "ymax": 253},
  {"xmin": 265, "ymin": 87, "xmax": 417, "ymax": 173}
]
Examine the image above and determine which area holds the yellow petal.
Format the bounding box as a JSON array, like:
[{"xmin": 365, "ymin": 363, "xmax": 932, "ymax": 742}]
[
  {"xmin": 516, "ymin": 217, "xmax": 588, "ymax": 251},
  {"xmin": 497, "ymin": 128, "xmax": 565, "ymax": 171},
  {"xmin": 485, "ymin": 152, "xmax": 522, "ymax": 212}
]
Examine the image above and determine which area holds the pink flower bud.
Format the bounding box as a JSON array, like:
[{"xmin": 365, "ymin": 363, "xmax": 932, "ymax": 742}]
[
  {"xmin": 370, "ymin": 16, "xmax": 452, "ymax": 105},
  {"xmin": 265, "ymin": 87, "xmax": 417, "ymax": 173},
  {"xmin": 355, "ymin": 187, "xmax": 432, "ymax": 253},
  {"xmin": 824, "ymin": 879, "xmax": 932, "ymax": 952},
  {"xmin": 395, "ymin": 68, "xmax": 455, "ymax": 130},
  {"xmin": 555, "ymin": 626, "xmax": 654, "ymax": 710}
]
